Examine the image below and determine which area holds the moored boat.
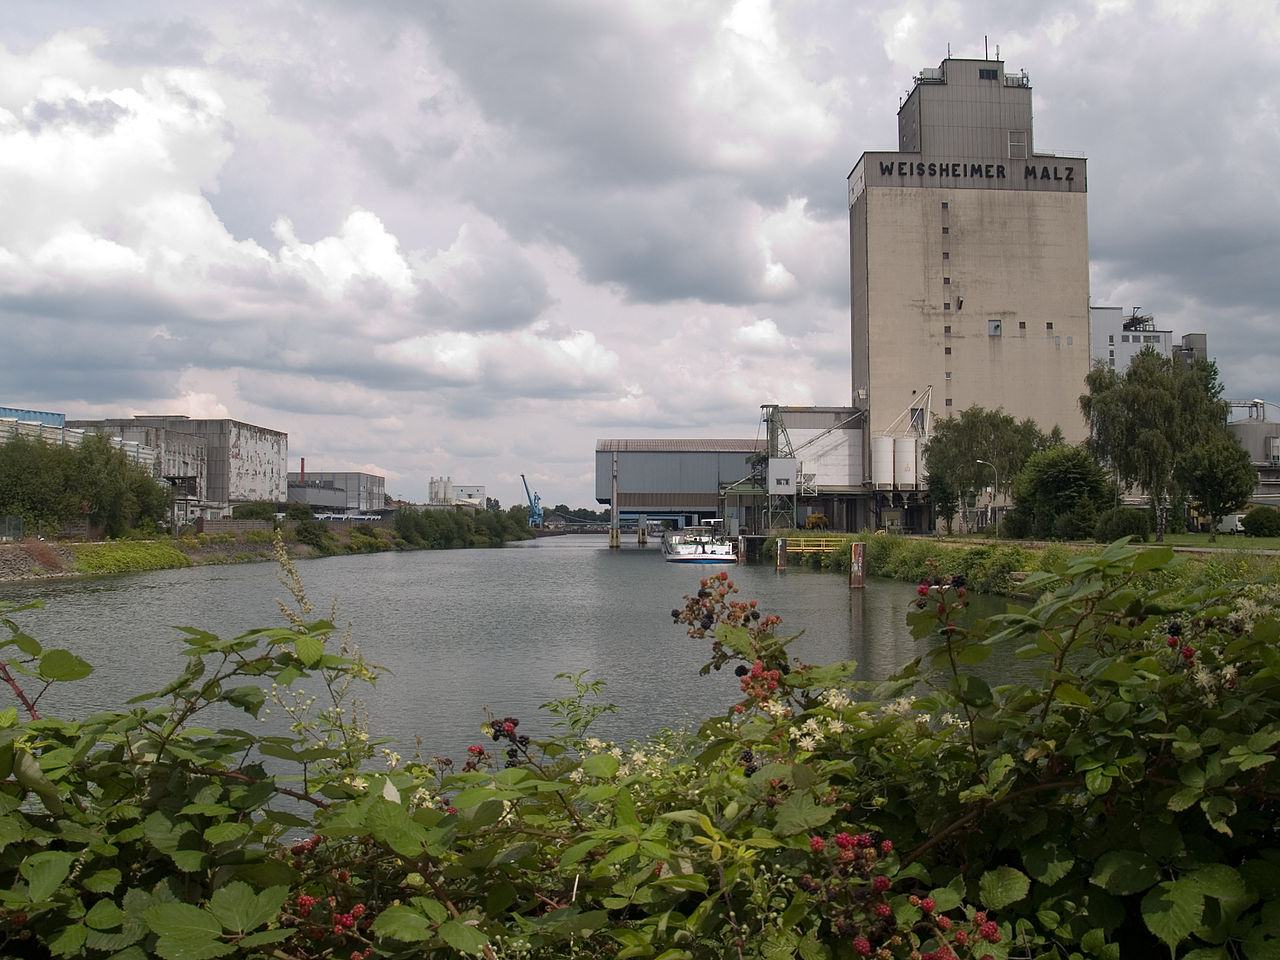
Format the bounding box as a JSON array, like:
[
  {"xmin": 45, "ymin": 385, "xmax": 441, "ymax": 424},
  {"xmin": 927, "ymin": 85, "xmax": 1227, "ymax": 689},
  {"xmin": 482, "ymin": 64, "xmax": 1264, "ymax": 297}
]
[{"xmin": 661, "ymin": 522, "xmax": 737, "ymax": 564}]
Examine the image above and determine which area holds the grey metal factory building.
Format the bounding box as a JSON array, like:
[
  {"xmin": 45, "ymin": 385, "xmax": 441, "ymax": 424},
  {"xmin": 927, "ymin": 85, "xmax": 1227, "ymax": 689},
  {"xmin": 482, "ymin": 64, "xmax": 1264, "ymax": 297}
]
[
  {"xmin": 596, "ymin": 407, "xmax": 888, "ymax": 533},
  {"xmin": 595, "ymin": 439, "xmax": 764, "ymax": 532}
]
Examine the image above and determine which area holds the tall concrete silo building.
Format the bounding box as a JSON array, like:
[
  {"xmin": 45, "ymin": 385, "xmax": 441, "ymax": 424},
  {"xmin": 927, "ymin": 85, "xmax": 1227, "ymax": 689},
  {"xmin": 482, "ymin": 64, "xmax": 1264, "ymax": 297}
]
[{"xmin": 849, "ymin": 57, "xmax": 1090, "ymax": 447}]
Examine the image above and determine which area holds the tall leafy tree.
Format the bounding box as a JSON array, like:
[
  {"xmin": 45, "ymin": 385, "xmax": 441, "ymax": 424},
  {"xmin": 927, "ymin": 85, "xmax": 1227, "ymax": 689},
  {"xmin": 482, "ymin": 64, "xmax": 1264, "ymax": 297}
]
[
  {"xmin": 926, "ymin": 471, "xmax": 961, "ymax": 535},
  {"xmin": 1080, "ymin": 350, "xmax": 1229, "ymax": 541},
  {"xmin": 0, "ymin": 435, "xmax": 79, "ymax": 532},
  {"xmin": 1181, "ymin": 432, "xmax": 1258, "ymax": 542},
  {"xmin": 923, "ymin": 405, "xmax": 1059, "ymax": 529}
]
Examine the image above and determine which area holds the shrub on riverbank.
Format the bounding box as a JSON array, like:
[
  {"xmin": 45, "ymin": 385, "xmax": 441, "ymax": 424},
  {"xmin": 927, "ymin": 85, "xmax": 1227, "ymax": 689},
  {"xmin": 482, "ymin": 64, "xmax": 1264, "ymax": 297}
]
[
  {"xmin": 766, "ymin": 530, "xmax": 1280, "ymax": 599},
  {"xmin": 71, "ymin": 540, "xmax": 195, "ymax": 573}
]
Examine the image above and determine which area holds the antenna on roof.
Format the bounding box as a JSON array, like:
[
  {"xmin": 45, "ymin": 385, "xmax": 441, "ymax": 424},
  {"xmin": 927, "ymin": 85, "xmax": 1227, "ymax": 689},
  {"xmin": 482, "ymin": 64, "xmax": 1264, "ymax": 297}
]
[
  {"xmin": 984, "ymin": 36, "xmax": 989, "ymax": 59},
  {"xmin": 996, "ymin": 44, "xmax": 1000, "ymax": 59},
  {"xmin": 947, "ymin": 42, "xmax": 951, "ymax": 57}
]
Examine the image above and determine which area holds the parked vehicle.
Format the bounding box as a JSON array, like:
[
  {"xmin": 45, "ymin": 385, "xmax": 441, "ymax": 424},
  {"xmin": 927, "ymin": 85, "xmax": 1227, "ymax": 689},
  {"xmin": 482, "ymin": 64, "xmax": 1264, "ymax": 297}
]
[{"xmin": 1218, "ymin": 513, "xmax": 1246, "ymax": 535}]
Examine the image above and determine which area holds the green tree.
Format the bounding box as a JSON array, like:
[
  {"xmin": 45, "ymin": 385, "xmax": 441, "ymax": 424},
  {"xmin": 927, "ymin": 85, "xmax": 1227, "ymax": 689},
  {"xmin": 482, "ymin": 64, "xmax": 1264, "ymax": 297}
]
[
  {"xmin": 926, "ymin": 471, "xmax": 961, "ymax": 534},
  {"xmin": 232, "ymin": 500, "xmax": 278, "ymax": 521},
  {"xmin": 284, "ymin": 501, "xmax": 314, "ymax": 522},
  {"xmin": 923, "ymin": 405, "xmax": 1058, "ymax": 529},
  {"xmin": 1009, "ymin": 444, "xmax": 1109, "ymax": 540},
  {"xmin": 0, "ymin": 436, "xmax": 79, "ymax": 532},
  {"xmin": 1080, "ymin": 350, "xmax": 1229, "ymax": 541},
  {"xmin": 1181, "ymin": 432, "xmax": 1258, "ymax": 541}
]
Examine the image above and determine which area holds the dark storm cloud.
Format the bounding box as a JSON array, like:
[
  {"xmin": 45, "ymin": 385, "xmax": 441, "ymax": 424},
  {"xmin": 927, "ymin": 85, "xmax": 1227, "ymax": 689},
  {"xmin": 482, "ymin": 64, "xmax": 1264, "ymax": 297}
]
[
  {"xmin": 409, "ymin": 4, "xmax": 698, "ymax": 188},
  {"xmin": 504, "ymin": 178, "xmax": 782, "ymax": 306},
  {"xmin": 0, "ymin": 307, "xmax": 179, "ymax": 403}
]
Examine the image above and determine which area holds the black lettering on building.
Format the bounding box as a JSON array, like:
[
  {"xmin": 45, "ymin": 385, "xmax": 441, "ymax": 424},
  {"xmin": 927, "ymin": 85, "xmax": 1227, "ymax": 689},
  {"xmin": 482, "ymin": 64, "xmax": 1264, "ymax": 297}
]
[
  {"xmin": 879, "ymin": 161, "xmax": 895, "ymax": 175},
  {"xmin": 969, "ymin": 163, "xmax": 982, "ymax": 177},
  {"xmin": 898, "ymin": 162, "xmax": 908, "ymax": 175},
  {"xmin": 984, "ymin": 164, "xmax": 994, "ymax": 178},
  {"xmin": 997, "ymin": 164, "xmax": 1005, "ymax": 178},
  {"xmin": 952, "ymin": 163, "xmax": 961, "ymax": 177},
  {"xmin": 1065, "ymin": 166, "xmax": 1074, "ymax": 182},
  {"xmin": 1054, "ymin": 166, "xmax": 1063, "ymax": 181},
  {"xmin": 1025, "ymin": 165, "xmax": 1037, "ymax": 179},
  {"xmin": 928, "ymin": 162, "xmax": 937, "ymax": 176},
  {"xmin": 1040, "ymin": 166, "xmax": 1050, "ymax": 180},
  {"xmin": 916, "ymin": 162, "xmax": 926, "ymax": 176}
]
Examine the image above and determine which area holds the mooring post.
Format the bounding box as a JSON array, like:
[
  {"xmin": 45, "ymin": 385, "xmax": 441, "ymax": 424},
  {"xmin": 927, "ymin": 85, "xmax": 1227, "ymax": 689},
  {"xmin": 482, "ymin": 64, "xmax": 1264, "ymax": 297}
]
[
  {"xmin": 849, "ymin": 541, "xmax": 866, "ymax": 588},
  {"xmin": 737, "ymin": 534, "xmax": 746, "ymax": 564},
  {"xmin": 777, "ymin": 537, "xmax": 787, "ymax": 570}
]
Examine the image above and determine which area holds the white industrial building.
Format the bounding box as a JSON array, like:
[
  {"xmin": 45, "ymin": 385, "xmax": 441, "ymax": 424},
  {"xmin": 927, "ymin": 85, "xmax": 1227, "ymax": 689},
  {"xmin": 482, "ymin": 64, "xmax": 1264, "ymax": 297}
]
[
  {"xmin": 428, "ymin": 477, "xmax": 485, "ymax": 507},
  {"xmin": 1089, "ymin": 306, "xmax": 1207, "ymax": 372}
]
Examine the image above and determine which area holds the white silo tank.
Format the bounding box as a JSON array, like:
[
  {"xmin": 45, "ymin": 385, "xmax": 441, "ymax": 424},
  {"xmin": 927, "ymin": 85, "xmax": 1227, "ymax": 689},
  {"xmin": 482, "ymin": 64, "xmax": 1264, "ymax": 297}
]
[
  {"xmin": 871, "ymin": 436, "xmax": 895, "ymax": 488},
  {"xmin": 894, "ymin": 437, "xmax": 918, "ymax": 488}
]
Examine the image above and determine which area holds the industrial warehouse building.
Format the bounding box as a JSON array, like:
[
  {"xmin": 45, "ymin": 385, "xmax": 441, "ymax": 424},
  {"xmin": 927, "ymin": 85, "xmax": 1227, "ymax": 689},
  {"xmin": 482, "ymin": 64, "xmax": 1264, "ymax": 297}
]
[
  {"xmin": 68, "ymin": 416, "xmax": 287, "ymax": 516},
  {"xmin": 287, "ymin": 470, "xmax": 386, "ymax": 514},
  {"xmin": 598, "ymin": 57, "xmax": 1094, "ymax": 533}
]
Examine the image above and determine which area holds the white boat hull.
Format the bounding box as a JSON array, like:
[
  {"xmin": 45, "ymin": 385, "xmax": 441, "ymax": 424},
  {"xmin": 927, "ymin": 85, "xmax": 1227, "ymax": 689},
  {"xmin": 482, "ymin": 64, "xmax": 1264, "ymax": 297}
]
[{"xmin": 661, "ymin": 529, "xmax": 737, "ymax": 564}]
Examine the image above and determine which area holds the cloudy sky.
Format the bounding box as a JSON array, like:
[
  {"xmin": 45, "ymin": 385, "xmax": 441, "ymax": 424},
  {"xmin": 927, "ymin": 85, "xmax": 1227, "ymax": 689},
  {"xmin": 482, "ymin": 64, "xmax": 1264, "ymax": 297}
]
[{"xmin": 2, "ymin": 1, "xmax": 1277, "ymax": 508}]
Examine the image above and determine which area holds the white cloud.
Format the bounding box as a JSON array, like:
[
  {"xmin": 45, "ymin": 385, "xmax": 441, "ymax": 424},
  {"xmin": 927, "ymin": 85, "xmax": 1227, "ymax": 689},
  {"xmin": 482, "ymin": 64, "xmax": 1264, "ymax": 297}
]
[
  {"xmin": 732, "ymin": 317, "xmax": 787, "ymax": 351},
  {"xmin": 273, "ymin": 210, "xmax": 413, "ymax": 299}
]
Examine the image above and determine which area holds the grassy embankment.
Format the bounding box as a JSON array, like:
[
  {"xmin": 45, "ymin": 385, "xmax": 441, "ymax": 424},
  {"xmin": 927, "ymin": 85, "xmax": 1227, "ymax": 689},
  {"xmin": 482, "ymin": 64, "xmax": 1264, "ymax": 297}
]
[
  {"xmin": 768, "ymin": 529, "xmax": 1280, "ymax": 595},
  {"xmin": 0, "ymin": 519, "xmax": 530, "ymax": 579}
]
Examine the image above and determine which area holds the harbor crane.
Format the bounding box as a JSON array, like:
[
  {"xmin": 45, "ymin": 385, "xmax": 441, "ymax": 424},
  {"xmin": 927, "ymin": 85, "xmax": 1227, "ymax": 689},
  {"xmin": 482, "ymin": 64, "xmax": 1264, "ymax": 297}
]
[{"xmin": 520, "ymin": 474, "xmax": 544, "ymax": 528}]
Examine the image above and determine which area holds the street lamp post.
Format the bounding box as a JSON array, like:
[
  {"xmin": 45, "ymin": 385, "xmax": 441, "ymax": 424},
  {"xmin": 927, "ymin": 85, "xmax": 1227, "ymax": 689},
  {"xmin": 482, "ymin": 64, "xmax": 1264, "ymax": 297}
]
[{"xmin": 976, "ymin": 459, "xmax": 999, "ymax": 530}]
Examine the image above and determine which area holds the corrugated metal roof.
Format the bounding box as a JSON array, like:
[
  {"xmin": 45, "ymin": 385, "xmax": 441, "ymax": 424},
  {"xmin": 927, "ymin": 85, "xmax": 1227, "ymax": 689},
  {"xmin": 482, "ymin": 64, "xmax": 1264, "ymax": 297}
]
[{"xmin": 596, "ymin": 439, "xmax": 765, "ymax": 452}]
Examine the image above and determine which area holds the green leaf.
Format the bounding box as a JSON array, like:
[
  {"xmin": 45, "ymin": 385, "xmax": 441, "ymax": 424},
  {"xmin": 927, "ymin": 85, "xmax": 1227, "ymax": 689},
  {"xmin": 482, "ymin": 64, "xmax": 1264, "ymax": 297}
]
[
  {"xmin": 438, "ymin": 919, "xmax": 489, "ymax": 954},
  {"xmin": 1085, "ymin": 767, "xmax": 1114, "ymax": 796},
  {"xmin": 202, "ymin": 821, "xmax": 250, "ymax": 845},
  {"xmin": 207, "ymin": 882, "xmax": 287, "ymax": 934},
  {"xmin": 581, "ymin": 753, "xmax": 620, "ymax": 779},
  {"xmin": 1186, "ymin": 864, "xmax": 1250, "ymax": 909},
  {"xmin": 38, "ymin": 648, "xmax": 94, "ymax": 681},
  {"xmin": 368, "ymin": 908, "xmax": 432, "ymax": 947},
  {"xmin": 411, "ymin": 896, "xmax": 450, "ymax": 924},
  {"xmin": 85, "ymin": 898, "xmax": 125, "ymax": 930},
  {"xmin": 956, "ymin": 643, "xmax": 993, "ymax": 665},
  {"xmin": 224, "ymin": 686, "xmax": 265, "ymax": 716},
  {"xmin": 146, "ymin": 902, "xmax": 223, "ymax": 939},
  {"xmin": 1092, "ymin": 849, "xmax": 1160, "ymax": 895},
  {"xmin": 294, "ymin": 634, "xmax": 323, "ymax": 667},
  {"xmin": 1053, "ymin": 683, "xmax": 1093, "ymax": 707},
  {"xmin": 1142, "ymin": 879, "xmax": 1203, "ymax": 949},
  {"xmin": 1022, "ymin": 841, "xmax": 1075, "ymax": 885},
  {"xmin": 772, "ymin": 793, "xmax": 836, "ymax": 837},
  {"xmin": 145, "ymin": 902, "xmax": 233, "ymax": 960},
  {"xmin": 48, "ymin": 923, "xmax": 88, "ymax": 957},
  {"xmin": 82, "ymin": 868, "xmax": 122, "ymax": 894},
  {"xmin": 1168, "ymin": 786, "xmax": 1201, "ymax": 812},
  {"xmin": 955, "ymin": 673, "xmax": 992, "ymax": 707},
  {"xmin": 8, "ymin": 629, "xmax": 42, "ymax": 656},
  {"xmin": 978, "ymin": 866, "xmax": 1030, "ymax": 910},
  {"xmin": 365, "ymin": 797, "xmax": 431, "ymax": 856},
  {"xmin": 20, "ymin": 850, "xmax": 76, "ymax": 901},
  {"xmin": 560, "ymin": 837, "xmax": 603, "ymax": 867}
]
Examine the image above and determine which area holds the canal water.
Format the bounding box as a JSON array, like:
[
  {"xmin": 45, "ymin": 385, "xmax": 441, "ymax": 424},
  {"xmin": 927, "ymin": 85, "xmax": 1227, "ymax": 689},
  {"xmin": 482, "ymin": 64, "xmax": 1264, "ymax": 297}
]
[{"xmin": 0, "ymin": 536, "xmax": 1004, "ymax": 760}]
